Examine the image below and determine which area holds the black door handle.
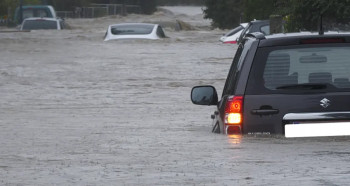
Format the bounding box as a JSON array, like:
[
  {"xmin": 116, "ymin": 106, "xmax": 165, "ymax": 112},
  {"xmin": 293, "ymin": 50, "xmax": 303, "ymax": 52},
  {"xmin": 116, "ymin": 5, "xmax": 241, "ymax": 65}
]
[{"xmin": 251, "ymin": 109, "xmax": 279, "ymax": 115}]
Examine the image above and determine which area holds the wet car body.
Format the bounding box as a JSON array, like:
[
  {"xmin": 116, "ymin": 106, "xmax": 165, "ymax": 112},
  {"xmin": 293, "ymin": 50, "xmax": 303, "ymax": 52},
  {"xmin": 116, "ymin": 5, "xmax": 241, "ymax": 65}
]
[
  {"xmin": 104, "ymin": 23, "xmax": 166, "ymax": 41},
  {"xmin": 191, "ymin": 32, "xmax": 350, "ymax": 137}
]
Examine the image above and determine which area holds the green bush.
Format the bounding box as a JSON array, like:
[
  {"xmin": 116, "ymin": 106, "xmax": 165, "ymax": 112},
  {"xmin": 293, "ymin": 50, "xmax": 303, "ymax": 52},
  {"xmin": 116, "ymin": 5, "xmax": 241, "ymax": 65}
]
[
  {"xmin": 0, "ymin": 0, "xmax": 40, "ymax": 17},
  {"xmin": 203, "ymin": 0, "xmax": 243, "ymax": 29},
  {"xmin": 203, "ymin": 0, "xmax": 350, "ymax": 31}
]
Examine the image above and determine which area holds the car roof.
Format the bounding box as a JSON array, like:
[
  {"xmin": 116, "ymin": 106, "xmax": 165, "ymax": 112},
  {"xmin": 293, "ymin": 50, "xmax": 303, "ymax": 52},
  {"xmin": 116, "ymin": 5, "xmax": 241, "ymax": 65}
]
[
  {"xmin": 246, "ymin": 32, "xmax": 350, "ymax": 47},
  {"xmin": 23, "ymin": 17, "xmax": 59, "ymax": 21},
  {"xmin": 109, "ymin": 23, "xmax": 157, "ymax": 27},
  {"xmin": 250, "ymin": 19, "xmax": 269, "ymax": 24}
]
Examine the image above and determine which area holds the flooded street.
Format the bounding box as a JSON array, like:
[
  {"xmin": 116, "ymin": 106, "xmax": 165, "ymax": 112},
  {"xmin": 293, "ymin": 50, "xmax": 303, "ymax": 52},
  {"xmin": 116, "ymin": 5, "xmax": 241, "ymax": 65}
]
[{"xmin": 1, "ymin": 6, "xmax": 350, "ymax": 186}]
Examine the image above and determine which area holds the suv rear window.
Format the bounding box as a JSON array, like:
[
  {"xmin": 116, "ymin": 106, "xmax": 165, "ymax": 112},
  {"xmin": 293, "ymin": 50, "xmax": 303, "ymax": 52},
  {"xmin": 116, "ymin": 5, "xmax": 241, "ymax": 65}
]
[
  {"xmin": 22, "ymin": 20, "xmax": 58, "ymax": 30},
  {"xmin": 23, "ymin": 9, "xmax": 49, "ymax": 19},
  {"xmin": 111, "ymin": 25, "xmax": 154, "ymax": 35},
  {"xmin": 246, "ymin": 44, "xmax": 350, "ymax": 94}
]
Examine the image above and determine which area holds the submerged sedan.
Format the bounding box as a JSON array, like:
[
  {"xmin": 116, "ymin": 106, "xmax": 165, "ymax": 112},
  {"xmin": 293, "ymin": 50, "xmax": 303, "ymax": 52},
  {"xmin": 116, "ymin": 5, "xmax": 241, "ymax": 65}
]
[{"xmin": 104, "ymin": 23, "xmax": 166, "ymax": 41}]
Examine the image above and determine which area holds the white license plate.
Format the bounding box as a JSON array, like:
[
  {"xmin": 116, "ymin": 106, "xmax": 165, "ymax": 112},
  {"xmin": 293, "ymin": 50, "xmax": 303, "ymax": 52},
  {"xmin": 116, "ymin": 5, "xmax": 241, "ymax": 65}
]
[{"xmin": 285, "ymin": 122, "xmax": 350, "ymax": 138}]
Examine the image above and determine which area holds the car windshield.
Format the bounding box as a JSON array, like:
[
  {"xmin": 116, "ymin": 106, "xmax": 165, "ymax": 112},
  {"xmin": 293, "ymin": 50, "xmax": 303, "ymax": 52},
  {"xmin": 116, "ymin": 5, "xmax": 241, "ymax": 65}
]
[
  {"xmin": 111, "ymin": 24, "xmax": 154, "ymax": 35},
  {"xmin": 247, "ymin": 44, "xmax": 350, "ymax": 93},
  {"xmin": 22, "ymin": 20, "xmax": 57, "ymax": 30},
  {"xmin": 23, "ymin": 9, "xmax": 49, "ymax": 19}
]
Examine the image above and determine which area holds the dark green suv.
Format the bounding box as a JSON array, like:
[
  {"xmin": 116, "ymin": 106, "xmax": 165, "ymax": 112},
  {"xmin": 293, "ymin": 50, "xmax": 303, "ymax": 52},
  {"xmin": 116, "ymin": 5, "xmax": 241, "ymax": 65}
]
[{"xmin": 191, "ymin": 32, "xmax": 350, "ymax": 137}]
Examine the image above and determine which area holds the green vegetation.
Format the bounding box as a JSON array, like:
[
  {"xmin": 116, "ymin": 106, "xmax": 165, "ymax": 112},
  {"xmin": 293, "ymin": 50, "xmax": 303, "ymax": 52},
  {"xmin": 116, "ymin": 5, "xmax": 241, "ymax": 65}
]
[
  {"xmin": 1, "ymin": 0, "xmax": 40, "ymax": 18},
  {"xmin": 140, "ymin": 0, "xmax": 157, "ymax": 15},
  {"xmin": 204, "ymin": 0, "xmax": 350, "ymax": 31},
  {"xmin": 0, "ymin": 0, "xmax": 157, "ymax": 17},
  {"xmin": 203, "ymin": 0, "xmax": 243, "ymax": 29},
  {"xmin": 289, "ymin": 0, "xmax": 350, "ymax": 31}
]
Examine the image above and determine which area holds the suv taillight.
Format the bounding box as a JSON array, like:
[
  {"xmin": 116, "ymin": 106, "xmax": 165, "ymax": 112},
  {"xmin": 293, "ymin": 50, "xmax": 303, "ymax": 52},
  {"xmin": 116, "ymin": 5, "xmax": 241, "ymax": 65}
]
[{"xmin": 224, "ymin": 96, "xmax": 243, "ymax": 134}]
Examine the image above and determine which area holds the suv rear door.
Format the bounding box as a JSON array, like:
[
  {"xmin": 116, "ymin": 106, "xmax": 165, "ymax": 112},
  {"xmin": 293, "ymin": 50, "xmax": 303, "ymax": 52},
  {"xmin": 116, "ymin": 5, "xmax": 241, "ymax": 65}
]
[
  {"xmin": 243, "ymin": 41, "xmax": 350, "ymax": 134},
  {"xmin": 215, "ymin": 38, "xmax": 259, "ymax": 134}
]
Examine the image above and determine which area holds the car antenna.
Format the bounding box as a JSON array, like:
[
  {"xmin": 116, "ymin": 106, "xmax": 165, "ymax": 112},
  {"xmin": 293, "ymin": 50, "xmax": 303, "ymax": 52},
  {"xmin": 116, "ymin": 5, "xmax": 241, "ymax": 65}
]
[{"xmin": 319, "ymin": 14, "xmax": 324, "ymax": 35}]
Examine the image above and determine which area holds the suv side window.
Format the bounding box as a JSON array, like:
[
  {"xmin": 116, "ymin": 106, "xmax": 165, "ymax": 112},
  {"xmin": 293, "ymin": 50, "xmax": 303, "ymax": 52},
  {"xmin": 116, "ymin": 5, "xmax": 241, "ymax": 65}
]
[
  {"xmin": 222, "ymin": 45, "xmax": 244, "ymax": 96},
  {"xmin": 222, "ymin": 40, "xmax": 252, "ymax": 96}
]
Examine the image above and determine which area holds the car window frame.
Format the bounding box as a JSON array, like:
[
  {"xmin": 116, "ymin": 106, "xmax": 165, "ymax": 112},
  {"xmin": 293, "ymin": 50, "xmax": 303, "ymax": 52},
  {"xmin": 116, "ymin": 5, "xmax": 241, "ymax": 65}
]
[
  {"xmin": 156, "ymin": 25, "xmax": 166, "ymax": 38},
  {"xmin": 237, "ymin": 23, "xmax": 252, "ymax": 43}
]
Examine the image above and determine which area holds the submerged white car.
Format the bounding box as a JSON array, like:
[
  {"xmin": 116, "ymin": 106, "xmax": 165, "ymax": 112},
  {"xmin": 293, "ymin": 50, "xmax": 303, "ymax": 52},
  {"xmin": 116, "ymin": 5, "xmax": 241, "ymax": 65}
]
[
  {"xmin": 220, "ymin": 23, "xmax": 248, "ymax": 44},
  {"xmin": 104, "ymin": 23, "xmax": 166, "ymax": 41}
]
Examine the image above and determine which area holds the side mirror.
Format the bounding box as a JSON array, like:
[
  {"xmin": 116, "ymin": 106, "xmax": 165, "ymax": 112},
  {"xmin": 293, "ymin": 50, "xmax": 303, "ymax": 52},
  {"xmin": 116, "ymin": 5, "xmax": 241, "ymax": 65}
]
[{"xmin": 191, "ymin": 86, "xmax": 218, "ymax": 105}]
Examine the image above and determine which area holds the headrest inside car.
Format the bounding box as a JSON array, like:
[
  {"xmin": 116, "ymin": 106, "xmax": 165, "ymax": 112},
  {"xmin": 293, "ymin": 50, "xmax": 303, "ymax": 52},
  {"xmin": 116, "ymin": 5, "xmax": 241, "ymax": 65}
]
[{"xmin": 309, "ymin": 72, "xmax": 332, "ymax": 83}]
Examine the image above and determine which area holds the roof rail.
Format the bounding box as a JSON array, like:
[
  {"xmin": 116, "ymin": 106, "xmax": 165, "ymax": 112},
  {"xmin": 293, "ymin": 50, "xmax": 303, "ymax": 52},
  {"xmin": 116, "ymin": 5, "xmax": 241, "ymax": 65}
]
[{"xmin": 246, "ymin": 32, "xmax": 266, "ymax": 40}]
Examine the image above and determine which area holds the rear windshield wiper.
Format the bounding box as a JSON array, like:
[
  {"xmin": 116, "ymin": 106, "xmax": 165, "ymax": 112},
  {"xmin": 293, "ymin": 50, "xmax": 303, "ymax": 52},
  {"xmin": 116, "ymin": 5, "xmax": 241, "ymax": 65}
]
[{"xmin": 276, "ymin": 83, "xmax": 329, "ymax": 90}]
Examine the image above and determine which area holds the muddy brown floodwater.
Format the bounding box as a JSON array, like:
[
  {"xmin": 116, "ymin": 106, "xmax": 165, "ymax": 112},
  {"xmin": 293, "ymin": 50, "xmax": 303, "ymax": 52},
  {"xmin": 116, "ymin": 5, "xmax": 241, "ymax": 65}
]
[{"xmin": 1, "ymin": 6, "xmax": 350, "ymax": 186}]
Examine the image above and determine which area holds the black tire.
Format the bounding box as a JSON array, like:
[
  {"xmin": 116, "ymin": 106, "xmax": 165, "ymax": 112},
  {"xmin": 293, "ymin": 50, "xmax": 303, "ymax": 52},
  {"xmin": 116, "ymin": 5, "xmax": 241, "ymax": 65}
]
[{"xmin": 212, "ymin": 122, "xmax": 220, "ymax": 133}]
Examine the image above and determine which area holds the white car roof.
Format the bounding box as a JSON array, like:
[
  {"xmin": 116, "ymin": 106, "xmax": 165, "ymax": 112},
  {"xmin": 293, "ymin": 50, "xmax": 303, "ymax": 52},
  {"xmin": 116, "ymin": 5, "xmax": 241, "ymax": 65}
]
[{"xmin": 104, "ymin": 23, "xmax": 162, "ymax": 41}]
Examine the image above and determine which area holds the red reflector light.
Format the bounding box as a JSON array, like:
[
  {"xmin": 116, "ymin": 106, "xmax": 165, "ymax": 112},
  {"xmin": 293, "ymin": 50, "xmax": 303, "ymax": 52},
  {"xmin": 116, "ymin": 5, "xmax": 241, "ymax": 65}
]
[
  {"xmin": 301, "ymin": 38, "xmax": 345, "ymax": 44},
  {"xmin": 225, "ymin": 96, "xmax": 243, "ymax": 113},
  {"xmin": 224, "ymin": 40, "xmax": 237, "ymax": 44}
]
